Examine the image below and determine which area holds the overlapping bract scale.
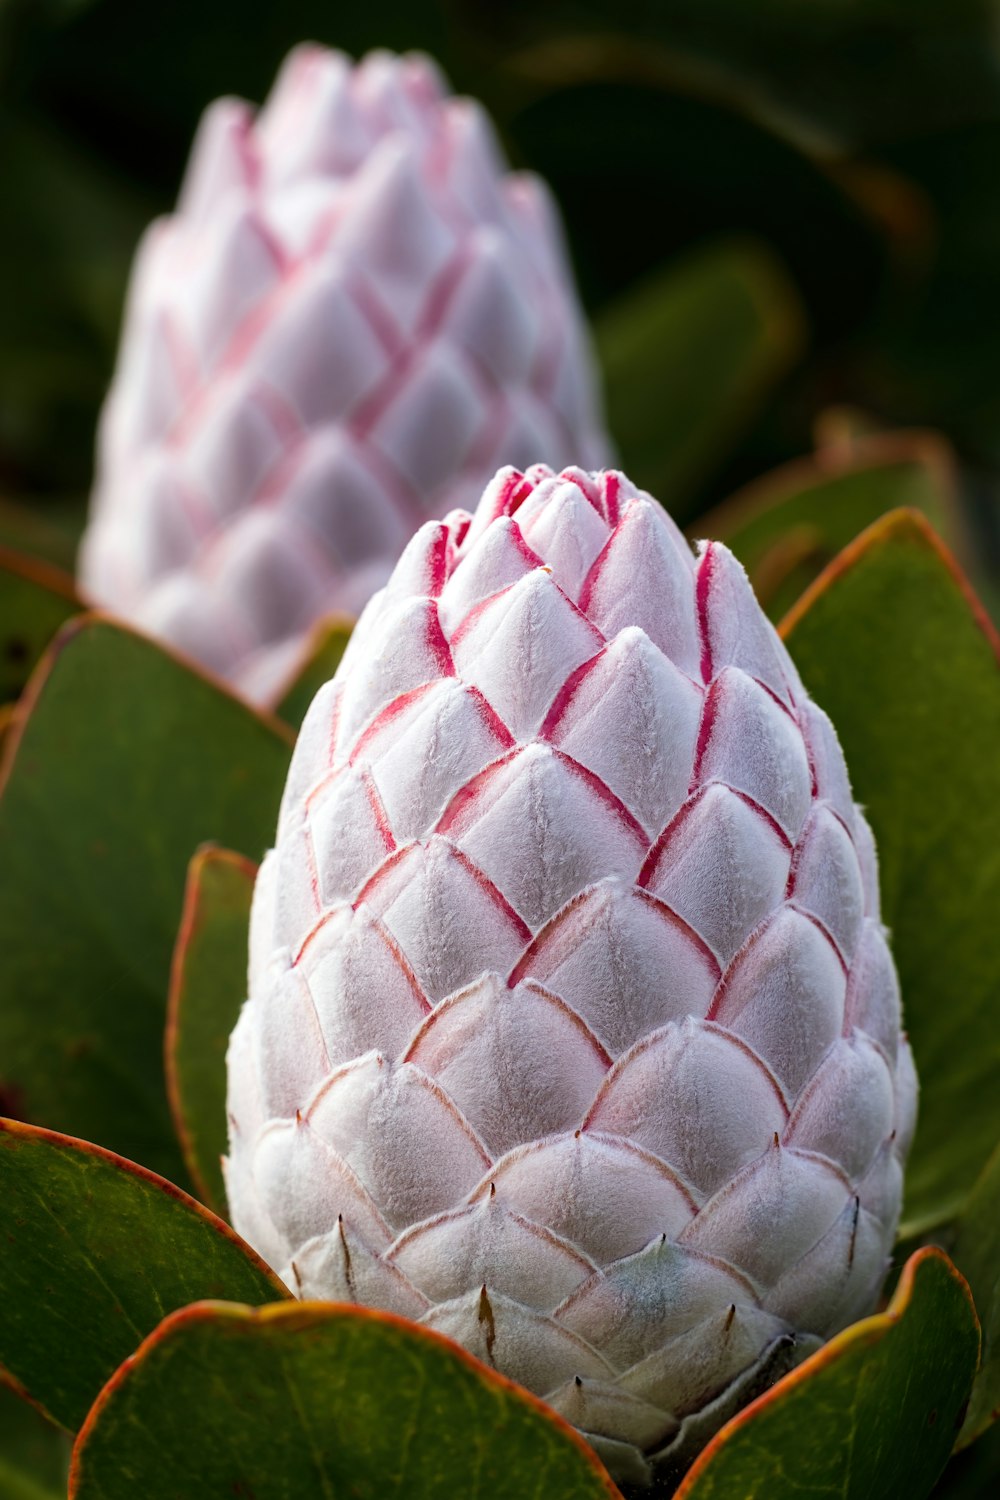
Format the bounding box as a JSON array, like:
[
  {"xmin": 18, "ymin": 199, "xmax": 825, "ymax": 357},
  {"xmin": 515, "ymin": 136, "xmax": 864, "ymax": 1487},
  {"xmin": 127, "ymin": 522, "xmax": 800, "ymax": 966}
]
[
  {"xmin": 226, "ymin": 464, "xmax": 915, "ymax": 1485},
  {"xmin": 80, "ymin": 48, "xmax": 609, "ymax": 704}
]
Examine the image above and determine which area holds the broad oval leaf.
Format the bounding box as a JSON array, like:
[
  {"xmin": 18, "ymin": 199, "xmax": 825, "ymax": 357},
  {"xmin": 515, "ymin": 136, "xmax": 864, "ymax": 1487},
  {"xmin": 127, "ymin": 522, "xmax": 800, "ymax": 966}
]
[
  {"xmin": 676, "ymin": 1248, "xmax": 978, "ymax": 1500},
  {"xmin": 952, "ymin": 1139, "xmax": 1000, "ymax": 1445},
  {"xmin": 595, "ymin": 238, "xmax": 804, "ymax": 519},
  {"xmin": 781, "ymin": 511, "xmax": 1000, "ymax": 1232},
  {"xmin": 69, "ymin": 1300, "xmax": 621, "ymax": 1500},
  {"xmin": 274, "ymin": 612, "xmax": 353, "ymax": 728},
  {"xmin": 0, "ymin": 1117, "xmax": 287, "ymax": 1433},
  {"xmin": 0, "ymin": 545, "xmax": 80, "ymax": 703},
  {"xmin": 166, "ymin": 846, "xmax": 256, "ymax": 1213},
  {"xmin": 702, "ymin": 431, "xmax": 960, "ymax": 621},
  {"xmin": 0, "ymin": 616, "xmax": 292, "ymax": 1183}
]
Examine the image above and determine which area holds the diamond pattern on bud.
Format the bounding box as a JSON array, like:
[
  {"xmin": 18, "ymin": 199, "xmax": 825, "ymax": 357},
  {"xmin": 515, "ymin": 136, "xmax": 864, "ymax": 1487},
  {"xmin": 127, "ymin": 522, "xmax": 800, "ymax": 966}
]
[
  {"xmin": 80, "ymin": 48, "xmax": 609, "ymax": 704},
  {"xmin": 226, "ymin": 465, "xmax": 915, "ymax": 1484}
]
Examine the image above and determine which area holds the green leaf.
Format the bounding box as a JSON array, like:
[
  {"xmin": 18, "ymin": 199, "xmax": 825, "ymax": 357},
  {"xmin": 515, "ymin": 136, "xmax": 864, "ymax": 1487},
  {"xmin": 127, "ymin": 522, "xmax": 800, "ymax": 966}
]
[
  {"xmin": 0, "ymin": 616, "xmax": 293, "ymax": 1183},
  {"xmin": 675, "ymin": 1248, "xmax": 978, "ymax": 1500},
  {"xmin": 952, "ymin": 1139, "xmax": 1000, "ymax": 1445},
  {"xmin": 0, "ymin": 1378, "xmax": 70, "ymax": 1500},
  {"xmin": 0, "ymin": 544, "xmax": 80, "ymax": 702},
  {"xmin": 166, "ymin": 846, "xmax": 256, "ymax": 1213},
  {"xmin": 274, "ymin": 613, "xmax": 353, "ymax": 728},
  {"xmin": 0, "ymin": 1118, "xmax": 287, "ymax": 1434},
  {"xmin": 781, "ymin": 511, "xmax": 1000, "ymax": 1232},
  {"xmin": 702, "ymin": 432, "xmax": 960, "ymax": 622},
  {"xmin": 594, "ymin": 239, "xmax": 804, "ymax": 519},
  {"xmin": 69, "ymin": 1300, "xmax": 620, "ymax": 1500}
]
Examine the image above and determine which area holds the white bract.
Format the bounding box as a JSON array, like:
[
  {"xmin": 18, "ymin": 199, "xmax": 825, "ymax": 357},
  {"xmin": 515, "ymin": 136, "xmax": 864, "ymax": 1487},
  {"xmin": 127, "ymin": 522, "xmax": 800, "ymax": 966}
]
[
  {"xmin": 80, "ymin": 48, "xmax": 608, "ymax": 703},
  {"xmin": 226, "ymin": 464, "xmax": 916, "ymax": 1486}
]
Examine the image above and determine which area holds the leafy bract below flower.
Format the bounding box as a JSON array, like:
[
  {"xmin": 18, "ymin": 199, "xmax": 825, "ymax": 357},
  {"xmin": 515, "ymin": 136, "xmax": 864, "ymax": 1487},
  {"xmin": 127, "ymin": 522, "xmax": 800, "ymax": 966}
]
[
  {"xmin": 80, "ymin": 48, "xmax": 609, "ymax": 703},
  {"xmin": 226, "ymin": 464, "xmax": 916, "ymax": 1486}
]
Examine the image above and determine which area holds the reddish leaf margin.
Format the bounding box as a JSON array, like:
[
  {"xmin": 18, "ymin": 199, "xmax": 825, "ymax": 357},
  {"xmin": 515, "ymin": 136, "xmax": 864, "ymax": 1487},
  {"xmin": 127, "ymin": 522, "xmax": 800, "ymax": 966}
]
[
  {"xmin": 164, "ymin": 844, "xmax": 258, "ymax": 1209},
  {"xmin": 68, "ymin": 1299, "xmax": 624, "ymax": 1499}
]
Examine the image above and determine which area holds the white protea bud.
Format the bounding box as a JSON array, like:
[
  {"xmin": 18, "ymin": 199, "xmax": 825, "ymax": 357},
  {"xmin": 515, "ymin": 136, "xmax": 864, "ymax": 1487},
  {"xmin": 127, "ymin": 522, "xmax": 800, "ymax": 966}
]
[
  {"xmin": 225, "ymin": 464, "xmax": 916, "ymax": 1486},
  {"xmin": 80, "ymin": 48, "xmax": 610, "ymax": 704}
]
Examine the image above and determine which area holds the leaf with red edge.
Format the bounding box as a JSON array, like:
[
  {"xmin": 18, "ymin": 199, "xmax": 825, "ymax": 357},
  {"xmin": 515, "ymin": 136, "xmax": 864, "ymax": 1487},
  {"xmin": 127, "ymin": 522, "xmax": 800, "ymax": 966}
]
[
  {"xmin": 781, "ymin": 510, "xmax": 1000, "ymax": 1232},
  {"xmin": 0, "ymin": 544, "xmax": 80, "ymax": 702},
  {"xmin": 675, "ymin": 1248, "xmax": 978, "ymax": 1500},
  {"xmin": 69, "ymin": 1299, "xmax": 621, "ymax": 1500},
  {"xmin": 166, "ymin": 846, "xmax": 256, "ymax": 1213},
  {"xmin": 0, "ymin": 616, "xmax": 292, "ymax": 1183},
  {"xmin": 0, "ymin": 1116, "xmax": 287, "ymax": 1434},
  {"xmin": 701, "ymin": 431, "xmax": 961, "ymax": 622},
  {"xmin": 274, "ymin": 612, "xmax": 353, "ymax": 728}
]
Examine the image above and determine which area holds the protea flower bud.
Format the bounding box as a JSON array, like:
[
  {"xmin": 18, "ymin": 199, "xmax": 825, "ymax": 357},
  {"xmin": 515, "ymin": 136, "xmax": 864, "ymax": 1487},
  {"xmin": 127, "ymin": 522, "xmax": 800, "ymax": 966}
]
[
  {"xmin": 225, "ymin": 464, "xmax": 915, "ymax": 1486},
  {"xmin": 79, "ymin": 48, "xmax": 609, "ymax": 704}
]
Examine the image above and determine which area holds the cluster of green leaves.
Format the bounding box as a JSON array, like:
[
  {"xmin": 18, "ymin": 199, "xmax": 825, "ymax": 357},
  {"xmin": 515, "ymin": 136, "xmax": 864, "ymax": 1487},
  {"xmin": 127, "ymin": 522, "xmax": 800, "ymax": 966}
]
[
  {"xmin": 1, "ymin": 2, "xmax": 1000, "ymax": 1493},
  {"xmin": 0, "ymin": 447, "xmax": 998, "ymax": 1497},
  {"xmin": 7, "ymin": 0, "xmax": 1000, "ymax": 567},
  {"xmin": 0, "ymin": 1121, "xmax": 979, "ymax": 1500}
]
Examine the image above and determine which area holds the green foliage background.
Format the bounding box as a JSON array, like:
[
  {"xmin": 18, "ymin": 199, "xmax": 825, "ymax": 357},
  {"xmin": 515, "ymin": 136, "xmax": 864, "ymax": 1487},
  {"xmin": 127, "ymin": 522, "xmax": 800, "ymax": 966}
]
[
  {"xmin": 2, "ymin": 7, "xmax": 1000, "ymax": 1496},
  {"xmin": 4, "ymin": 0, "xmax": 1000, "ymax": 595}
]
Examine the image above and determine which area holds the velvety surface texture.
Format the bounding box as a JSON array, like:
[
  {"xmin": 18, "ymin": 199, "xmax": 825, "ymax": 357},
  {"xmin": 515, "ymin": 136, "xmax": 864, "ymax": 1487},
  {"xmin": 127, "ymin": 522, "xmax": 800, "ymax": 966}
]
[
  {"xmin": 81, "ymin": 49, "xmax": 609, "ymax": 703},
  {"xmin": 226, "ymin": 464, "xmax": 914, "ymax": 1483}
]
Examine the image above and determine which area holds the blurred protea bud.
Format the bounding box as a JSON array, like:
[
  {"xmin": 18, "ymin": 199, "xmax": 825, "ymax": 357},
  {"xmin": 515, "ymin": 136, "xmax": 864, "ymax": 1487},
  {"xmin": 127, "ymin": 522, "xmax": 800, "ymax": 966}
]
[
  {"xmin": 225, "ymin": 463, "xmax": 916, "ymax": 1487},
  {"xmin": 79, "ymin": 48, "xmax": 610, "ymax": 703}
]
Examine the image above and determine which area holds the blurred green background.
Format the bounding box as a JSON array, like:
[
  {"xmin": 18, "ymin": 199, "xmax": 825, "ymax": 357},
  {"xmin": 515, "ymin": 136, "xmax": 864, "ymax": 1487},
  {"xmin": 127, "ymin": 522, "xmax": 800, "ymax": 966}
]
[{"xmin": 3, "ymin": 0, "xmax": 1000, "ymax": 596}]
